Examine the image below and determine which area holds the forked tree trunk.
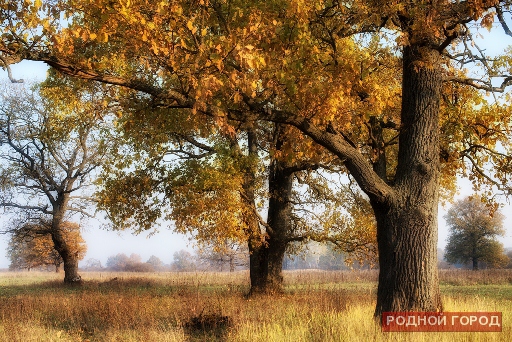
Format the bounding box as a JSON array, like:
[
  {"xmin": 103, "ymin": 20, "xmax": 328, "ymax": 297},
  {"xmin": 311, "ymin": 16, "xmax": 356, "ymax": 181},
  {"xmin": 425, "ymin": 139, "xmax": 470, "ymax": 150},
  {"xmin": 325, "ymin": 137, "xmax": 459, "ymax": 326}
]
[{"xmin": 373, "ymin": 44, "xmax": 443, "ymax": 316}]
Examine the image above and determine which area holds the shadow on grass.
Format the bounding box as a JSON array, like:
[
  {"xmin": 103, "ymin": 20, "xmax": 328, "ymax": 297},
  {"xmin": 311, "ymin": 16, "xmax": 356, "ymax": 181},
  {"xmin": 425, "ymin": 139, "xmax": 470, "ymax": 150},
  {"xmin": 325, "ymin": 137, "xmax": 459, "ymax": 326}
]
[{"xmin": 183, "ymin": 310, "xmax": 233, "ymax": 342}]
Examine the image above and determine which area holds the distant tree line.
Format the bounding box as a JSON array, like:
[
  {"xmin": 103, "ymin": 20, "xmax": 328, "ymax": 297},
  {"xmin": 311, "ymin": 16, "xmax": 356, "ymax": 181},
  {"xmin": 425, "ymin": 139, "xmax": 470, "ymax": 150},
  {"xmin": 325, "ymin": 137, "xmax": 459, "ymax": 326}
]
[
  {"xmin": 81, "ymin": 251, "xmax": 202, "ymax": 272},
  {"xmin": 89, "ymin": 244, "xmax": 512, "ymax": 273},
  {"xmin": 79, "ymin": 242, "xmax": 380, "ymax": 273},
  {"xmin": 81, "ymin": 249, "xmax": 248, "ymax": 273}
]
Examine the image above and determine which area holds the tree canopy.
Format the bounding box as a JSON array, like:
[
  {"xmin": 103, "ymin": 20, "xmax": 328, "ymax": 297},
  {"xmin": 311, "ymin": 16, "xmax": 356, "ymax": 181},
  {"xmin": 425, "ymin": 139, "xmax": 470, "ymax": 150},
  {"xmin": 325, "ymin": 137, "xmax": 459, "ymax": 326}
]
[{"xmin": 3, "ymin": 0, "xmax": 512, "ymax": 315}]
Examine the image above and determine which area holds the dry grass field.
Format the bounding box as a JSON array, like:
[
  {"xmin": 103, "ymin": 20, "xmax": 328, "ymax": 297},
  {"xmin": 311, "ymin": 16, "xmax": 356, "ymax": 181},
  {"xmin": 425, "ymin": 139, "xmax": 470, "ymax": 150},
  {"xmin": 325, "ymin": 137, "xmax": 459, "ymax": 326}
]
[{"xmin": 0, "ymin": 269, "xmax": 510, "ymax": 341}]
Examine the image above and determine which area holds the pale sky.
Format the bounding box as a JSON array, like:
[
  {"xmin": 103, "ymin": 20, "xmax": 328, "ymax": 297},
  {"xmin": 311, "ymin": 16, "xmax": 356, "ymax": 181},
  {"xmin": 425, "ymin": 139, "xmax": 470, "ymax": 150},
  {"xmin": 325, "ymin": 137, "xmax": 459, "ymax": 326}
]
[{"xmin": 1, "ymin": 27, "xmax": 512, "ymax": 269}]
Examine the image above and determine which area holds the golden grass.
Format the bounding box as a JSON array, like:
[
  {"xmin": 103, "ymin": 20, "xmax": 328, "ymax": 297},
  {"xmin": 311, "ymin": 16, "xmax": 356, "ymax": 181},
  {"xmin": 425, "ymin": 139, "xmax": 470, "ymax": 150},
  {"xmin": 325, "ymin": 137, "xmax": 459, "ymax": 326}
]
[{"xmin": 0, "ymin": 270, "xmax": 510, "ymax": 341}]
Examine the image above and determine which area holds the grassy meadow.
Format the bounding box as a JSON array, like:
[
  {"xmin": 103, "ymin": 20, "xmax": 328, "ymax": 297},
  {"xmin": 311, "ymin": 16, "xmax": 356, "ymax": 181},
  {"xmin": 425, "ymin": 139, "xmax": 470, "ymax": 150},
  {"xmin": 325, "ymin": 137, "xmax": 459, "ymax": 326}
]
[{"xmin": 0, "ymin": 269, "xmax": 510, "ymax": 341}]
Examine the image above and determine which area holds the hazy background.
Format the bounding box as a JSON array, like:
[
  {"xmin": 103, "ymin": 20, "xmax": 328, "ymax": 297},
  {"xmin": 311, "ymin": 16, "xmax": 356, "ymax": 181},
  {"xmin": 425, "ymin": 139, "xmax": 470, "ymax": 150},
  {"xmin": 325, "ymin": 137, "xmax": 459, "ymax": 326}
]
[{"xmin": 0, "ymin": 55, "xmax": 511, "ymax": 269}]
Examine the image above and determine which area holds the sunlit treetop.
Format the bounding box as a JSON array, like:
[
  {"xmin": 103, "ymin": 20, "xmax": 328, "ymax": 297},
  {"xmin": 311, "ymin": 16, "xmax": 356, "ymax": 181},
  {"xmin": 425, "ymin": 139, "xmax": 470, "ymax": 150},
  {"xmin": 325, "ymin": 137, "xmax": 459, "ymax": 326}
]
[{"xmin": 1, "ymin": 0, "xmax": 512, "ymax": 201}]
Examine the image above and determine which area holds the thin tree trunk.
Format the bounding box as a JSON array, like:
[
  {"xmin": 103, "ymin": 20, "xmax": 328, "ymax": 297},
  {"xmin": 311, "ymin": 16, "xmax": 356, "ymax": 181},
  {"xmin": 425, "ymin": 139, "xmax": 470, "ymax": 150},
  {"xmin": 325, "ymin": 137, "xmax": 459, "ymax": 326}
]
[
  {"xmin": 242, "ymin": 128, "xmax": 276, "ymax": 294},
  {"xmin": 373, "ymin": 44, "xmax": 443, "ymax": 316},
  {"xmin": 229, "ymin": 255, "xmax": 235, "ymax": 272}
]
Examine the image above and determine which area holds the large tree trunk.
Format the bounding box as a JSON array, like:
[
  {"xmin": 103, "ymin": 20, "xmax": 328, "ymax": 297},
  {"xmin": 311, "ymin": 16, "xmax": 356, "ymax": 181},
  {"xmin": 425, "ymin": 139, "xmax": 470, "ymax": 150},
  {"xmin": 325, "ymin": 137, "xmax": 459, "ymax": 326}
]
[
  {"xmin": 51, "ymin": 228, "xmax": 81, "ymax": 284},
  {"xmin": 245, "ymin": 126, "xmax": 293, "ymax": 295},
  {"xmin": 62, "ymin": 255, "xmax": 81, "ymax": 283},
  {"xmin": 51, "ymin": 206, "xmax": 82, "ymax": 284},
  {"xmin": 373, "ymin": 44, "xmax": 443, "ymax": 316},
  {"xmin": 248, "ymin": 237, "xmax": 287, "ymax": 294},
  {"xmin": 373, "ymin": 200, "xmax": 441, "ymax": 315}
]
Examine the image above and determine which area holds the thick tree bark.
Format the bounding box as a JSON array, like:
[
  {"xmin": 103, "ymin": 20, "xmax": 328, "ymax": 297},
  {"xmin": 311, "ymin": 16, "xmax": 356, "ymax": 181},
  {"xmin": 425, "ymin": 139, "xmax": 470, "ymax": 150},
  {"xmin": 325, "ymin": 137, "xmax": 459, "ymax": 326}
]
[
  {"xmin": 51, "ymin": 229, "xmax": 81, "ymax": 283},
  {"xmin": 248, "ymin": 43, "xmax": 445, "ymax": 314},
  {"xmin": 373, "ymin": 44, "xmax": 443, "ymax": 316},
  {"xmin": 19, "ymin": 3, "xmax": 449, "ymax": 311},
  {"xmin": 248, "ymin": 236, "xmax": 287, "ymax": 294}
]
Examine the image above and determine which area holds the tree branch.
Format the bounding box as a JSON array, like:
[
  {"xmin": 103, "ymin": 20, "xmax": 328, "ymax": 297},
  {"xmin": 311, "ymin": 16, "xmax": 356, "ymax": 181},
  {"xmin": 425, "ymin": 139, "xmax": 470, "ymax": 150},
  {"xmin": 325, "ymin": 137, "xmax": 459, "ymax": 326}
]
[
  {"xmin": 495, "ymin": 4, "xmax": 512, "ymax": 37},
  {"xmin": 0, "ymin": 55, "xmax": 24, "ymax": 83},
  {"xmin": 461, "ymin": 152, "xmax": 512, "ymax": 193},
  {"xmin": 0, "ymin": 202, "xmax": 52, "ymax": 214},
  {"xmin": 445, "ymin": 76, "xmax": 512, "ymax": 92},
  {"xmin": 229, "ymin": 105, "xmax": 394, "ymax": 205}
]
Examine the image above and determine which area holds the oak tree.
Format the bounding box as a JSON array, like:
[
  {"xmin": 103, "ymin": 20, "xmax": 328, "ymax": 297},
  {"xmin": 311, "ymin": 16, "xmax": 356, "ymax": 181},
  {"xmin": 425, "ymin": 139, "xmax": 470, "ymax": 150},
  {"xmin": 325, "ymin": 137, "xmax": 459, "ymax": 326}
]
[
  {"xmin": 0, "ymin": 82, "xmax": 113, "ymax": 283},
  {"xmin": 96, "ymin": 118, "xmax": 376, "ymax": 293},
  {"xmin": 444, "ymin": 197, "xmax": 509, "ymax": 270}
]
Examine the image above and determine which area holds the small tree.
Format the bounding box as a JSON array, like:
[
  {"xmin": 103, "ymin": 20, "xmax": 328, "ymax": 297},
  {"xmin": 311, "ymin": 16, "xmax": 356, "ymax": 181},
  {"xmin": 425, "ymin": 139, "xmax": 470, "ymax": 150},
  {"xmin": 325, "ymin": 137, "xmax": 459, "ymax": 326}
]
[
  {"xmin": 7, "ymin": 221, "xmax": 87, "ymax": 272},
  {"xmin": 83, "ymin": 258, "xmax": 103, "ymax": 271},
  {"xmin": 506, "ymin": 250, "xmax": 512, "ymax": 269},
  {"xmin": 105, "ymin": 253, "xmax": 155, "ymax": 272},
  {"xmin": 8, "ymin": 233, "xmax": 61, "ymax": 271},
  {"xmin": 171, "ymin": 250, "xmax": 197, "ymax": 272},
  {"xmin": 146, "ymin": 255, "xmax": 164, "ymax": 271},
  {"xmin": 106, "ymin": 253, "xmax": 131, "ymax": 271},
  {"xmin": 197, "ymin": 242, "xmax": 249, "ymax": 272},
  {"xmin": 444, "ymin": 197, "xmax": 509, "ymax": 270}
]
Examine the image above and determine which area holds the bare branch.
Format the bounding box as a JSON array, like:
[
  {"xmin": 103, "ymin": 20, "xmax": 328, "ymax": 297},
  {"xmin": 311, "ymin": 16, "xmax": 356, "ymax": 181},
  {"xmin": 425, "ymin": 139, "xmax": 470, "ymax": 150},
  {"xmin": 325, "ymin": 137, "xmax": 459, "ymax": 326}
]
[
  {"xmin": 495, "ymin": 4, "xmax": 512, "ymax": 37},
  {"xmin": 0, "ymin": 202, "xmax": 51, "ymax": 214},
  {"xmin": 0, "ymin": 55, "xmax": 24, "ymax": 83},
  {"xmin": 445, "ymin": 76, "xmax": 512, "ymax": 92}
]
